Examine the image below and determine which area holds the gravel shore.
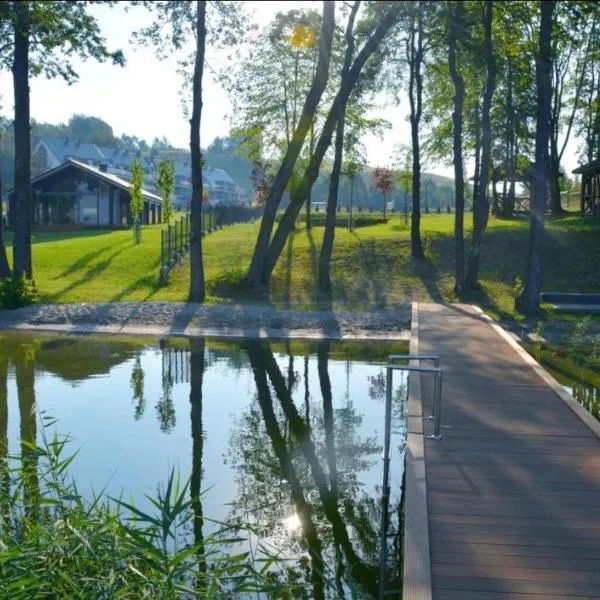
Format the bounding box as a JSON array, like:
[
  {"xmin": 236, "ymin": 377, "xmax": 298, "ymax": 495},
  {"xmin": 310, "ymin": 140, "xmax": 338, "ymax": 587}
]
[{"xmin": 0, "ymin": 302, "xmax": 412, "ymax": 340}]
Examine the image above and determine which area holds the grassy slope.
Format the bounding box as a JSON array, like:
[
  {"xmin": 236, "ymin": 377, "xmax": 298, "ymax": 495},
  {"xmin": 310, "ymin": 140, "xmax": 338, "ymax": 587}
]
[{"xmin": 3, "ymin": 213, "xmax": 598, "ymax": 317}]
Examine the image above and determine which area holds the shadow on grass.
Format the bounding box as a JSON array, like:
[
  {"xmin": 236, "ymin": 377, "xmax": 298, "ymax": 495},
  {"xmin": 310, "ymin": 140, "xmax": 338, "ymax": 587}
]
[
  {"xmin": 350, "ymin": 233, "xmax": 388, "ymax": 307},
  {"xmin": 49, "ymin": 246, "xmax": 131, "ymax": 302},
  {"xmin": 283, "ymin": 230, "xmax": 295, "ymax": 309},
  {"xmin": 306, "ymin": 228, "xmax": 318, "ymax": 287},
  {"xmin": 111, "ymin": 267, "xmax": 161, "ymax": 302},
  {"xmin": 4, "ymin": 228, "xmax": 121, "ymax": 247},
  {"xmin": 53, "ymin": 238, "xmax": 130, "ymax": 279}
]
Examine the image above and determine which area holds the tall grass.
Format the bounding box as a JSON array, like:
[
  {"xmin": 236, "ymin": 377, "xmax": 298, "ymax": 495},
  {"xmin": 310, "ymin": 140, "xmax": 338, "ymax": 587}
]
[{"xmin": 0, "ymin": 416, "xmax": 304, "ymax": 599}]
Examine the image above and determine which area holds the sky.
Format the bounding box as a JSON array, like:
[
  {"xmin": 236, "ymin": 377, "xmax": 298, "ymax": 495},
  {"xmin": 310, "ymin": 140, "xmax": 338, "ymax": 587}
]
[{"xmin": 0, "ymin": 1, "xmax": 583, "ymax": 179}]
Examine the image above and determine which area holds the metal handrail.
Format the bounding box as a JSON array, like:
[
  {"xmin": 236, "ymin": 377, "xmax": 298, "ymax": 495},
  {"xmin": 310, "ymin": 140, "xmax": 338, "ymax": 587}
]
[
  {"xmin": 379, "ymin": 355, "xmax": 443, "ymax": 600},
  {"xmin": 388, "ymin": 353, "xmax": 439, "ymax": 368}
]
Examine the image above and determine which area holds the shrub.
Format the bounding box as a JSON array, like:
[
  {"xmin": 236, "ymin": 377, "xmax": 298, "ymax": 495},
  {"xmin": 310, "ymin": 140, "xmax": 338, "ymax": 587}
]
[
  {"xmin": 0, "ymin": 424, "xmax": 305, "ymax": 598},
  {"xmin": 0, "ymin": 274, "xmax": 39, "ymax": 309}
]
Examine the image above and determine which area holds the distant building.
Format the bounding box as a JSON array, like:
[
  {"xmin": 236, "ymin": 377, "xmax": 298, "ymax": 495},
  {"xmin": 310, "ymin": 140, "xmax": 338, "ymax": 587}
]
[
  {"xmin": 31, "ymin": 137, "xmax": 240, "ymax": 209},
  {"xmin": 9, "ymin": 159, "xmax": 162, "ymax": 229}
]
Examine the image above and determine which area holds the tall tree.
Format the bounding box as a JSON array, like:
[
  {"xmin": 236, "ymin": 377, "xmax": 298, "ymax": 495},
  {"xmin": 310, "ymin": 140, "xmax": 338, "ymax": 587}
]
[
  {"xmin": 466, "ymin": 1, "xmax": 496, "ymax": 289},
  {"xmin": 406, "ymin": 2, "xmax": 427, "ymax": 259},
  {"xmin": 135, "ymin": 0, "xmax": 244, "ymax": 302},
  {"xmin": 372, "ymin": 167, "xmax": 395, "ymax": 219},
  {"xmin": 189, "ymin": 1, "xmax": 206, "ymax": 302},
  {"xmin": 448, "ymin": 1, "xmax": 466, "ymax": 295},
  {"xmin": 260, "ymin": 3, "xmax": 403, "ymax": 287},
  {"xmin": 317, "ymin": 0, "xmax": 360, "ymax": 299},
  {"xmin": 548, "ymin": 3, "xmax": 596, "ymax": 215},
  {"xmin": 129, "ymin": 159, "xmax": 144, "ymax": 244},
  {"xmin": 1, "ymin": 2, "xmax": 124, "ymax": 278},
  {"xmin": 245, "ymin": 2, "xmax": 336, "ymax": 289},
  {"xmin": 11, "ymin": 0, "xmax": 31, "ymax": 277},
  {"xmin": 517, "ymin": 0, "xmax": 554, "ymax": 317},
  {"xmin": 155, "ymin": 159, "xmax": 175, "ymax": 224}
]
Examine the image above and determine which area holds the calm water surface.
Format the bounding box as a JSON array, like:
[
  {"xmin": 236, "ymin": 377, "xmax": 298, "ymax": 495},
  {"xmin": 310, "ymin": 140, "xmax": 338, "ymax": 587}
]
[{"xmin": 0, "ymin": 333, "xmax": 408, "ymax": 597}]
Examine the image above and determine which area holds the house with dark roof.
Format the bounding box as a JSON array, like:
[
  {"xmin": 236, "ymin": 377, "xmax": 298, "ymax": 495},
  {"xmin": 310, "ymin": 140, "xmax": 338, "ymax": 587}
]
[
  {"xmin": 9, "ymin": 159, "xmax": 162, "ymax": 229},
  {"xmin": 31, "ymin": 137, "xmax": 240, "ymax": 210}
]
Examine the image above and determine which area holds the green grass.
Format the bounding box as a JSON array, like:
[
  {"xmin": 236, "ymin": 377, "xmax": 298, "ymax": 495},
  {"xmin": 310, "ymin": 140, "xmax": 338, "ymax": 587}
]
[{"xmin": 2, "ymin": 212, "xmax": 599, "ymax": 319}]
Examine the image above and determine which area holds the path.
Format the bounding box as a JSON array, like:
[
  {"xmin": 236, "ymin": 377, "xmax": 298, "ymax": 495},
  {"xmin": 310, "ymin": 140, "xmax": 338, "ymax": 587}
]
[{"xmin": 410, "ymin": 303, "xmax": 600, "ymax": 599}]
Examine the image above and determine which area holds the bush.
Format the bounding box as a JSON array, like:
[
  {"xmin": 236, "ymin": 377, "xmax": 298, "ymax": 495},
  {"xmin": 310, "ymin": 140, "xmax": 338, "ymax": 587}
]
[{"xmin": 0, "ymin": 274, "xmax": 38, "ymax": 309}]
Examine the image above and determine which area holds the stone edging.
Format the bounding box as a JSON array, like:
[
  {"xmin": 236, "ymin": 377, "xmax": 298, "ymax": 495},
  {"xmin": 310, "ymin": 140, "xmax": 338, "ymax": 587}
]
[
  {"xmin": 0, "ymin": 321, "xmax": 411, "ymax": 342},
  {"xmin": 402, "ymin": 302, "xmax": 433, "ymax": 600},
  {"xmin": 471, "ymin": 305, "xmax": 600, "ymax": 441}
]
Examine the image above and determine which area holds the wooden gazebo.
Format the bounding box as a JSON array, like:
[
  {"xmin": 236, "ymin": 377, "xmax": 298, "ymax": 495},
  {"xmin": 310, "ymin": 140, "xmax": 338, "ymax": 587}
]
[{"xmin": 572, "ymin": 161, "xmax": 600, "ymax": 217}]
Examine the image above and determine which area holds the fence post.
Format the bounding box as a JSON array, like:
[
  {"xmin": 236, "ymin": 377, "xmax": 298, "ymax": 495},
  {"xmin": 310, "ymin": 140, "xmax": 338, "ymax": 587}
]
[{"xmin": 167, "ymin": 226, "xmax": 172, "ymax": 266}]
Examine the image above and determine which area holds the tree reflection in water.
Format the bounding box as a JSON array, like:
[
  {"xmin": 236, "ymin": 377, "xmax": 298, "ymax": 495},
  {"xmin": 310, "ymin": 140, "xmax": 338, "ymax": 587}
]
[
  {"xmin": 189, "ymin": 337, "xmax": 207, "ymax": 587},
  {"xmin": 0, "ymin": 349, "xmax": 9, "ymax": 518},
  {"xmin": 130, "ymin": 352, "xmax": 145, "ymax": 420},
  {"xmin": 227, "ymin": 340, "xmax": 391, "ymax": 598}
]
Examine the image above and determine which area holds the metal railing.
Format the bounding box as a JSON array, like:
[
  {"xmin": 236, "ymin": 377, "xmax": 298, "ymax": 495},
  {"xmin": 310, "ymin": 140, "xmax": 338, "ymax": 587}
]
[
  {"xmin": 159, "ymin": 205, "xmax": 263, "ymax": 285},
  {"xmin": 379, "ymin": 354, "xmax": 443, "ymax": 600}
]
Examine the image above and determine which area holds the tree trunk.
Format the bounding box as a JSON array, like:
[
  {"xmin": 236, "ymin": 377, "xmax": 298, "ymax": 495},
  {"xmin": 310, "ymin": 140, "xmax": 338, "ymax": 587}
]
[
  {"xmin": 306, "ymin": 120, "xmax": 316, "ymax": 231},
  {"xmin": 12, "ymin": 1, "xmax": 32, "ymax": 278},
  {"xmin": 189, "ymin": 0, "xmax": 206, "ymax": 302},
  {"xmin": 318, "ymin": 106, "xmax": 346, "ymax": 298},
  {"xmin": 246, "ymin": 2, "xmax": 335, "ymax": 288},
  {"xmin": 0, "ymin": 159, "xmax": 10, "ymax": 278},
  {"xmin": 448, "ymin": 2, "xmax": 465, "ymax": 295},
  {"xmin": 517, "ymin": 0, "xmax": 553, "ymax": 317},
  {"xmin": 260, "ymin": 4, "xmax": 401, "ymax": 286},
  {"xmin": 408, "ymin": 9, "xmax": 424, "ymax": 259},
  {"xmin": 471, "ymin": 102, "xmax": 481, "ymax": 217},
  {"xmin": 549, "ymin": 137, "xmax": 563, "ymax": 215},
  {"xmin": 349, "ymin": 175, "xmax": 355, "ymax": 231},
  {"xmin": 318, "ymin": 0, "xmax": 359, "ymax": 299},
  {"xmin": 466, "ymin": 1, "xmax": 496, "ymax": 289}
]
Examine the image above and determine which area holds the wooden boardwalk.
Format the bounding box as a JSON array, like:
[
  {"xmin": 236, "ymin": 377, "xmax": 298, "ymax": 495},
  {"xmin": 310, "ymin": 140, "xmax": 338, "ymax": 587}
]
[{"xmin": 414, "ymin": 304, "xmax": 600, "ymax": 600}]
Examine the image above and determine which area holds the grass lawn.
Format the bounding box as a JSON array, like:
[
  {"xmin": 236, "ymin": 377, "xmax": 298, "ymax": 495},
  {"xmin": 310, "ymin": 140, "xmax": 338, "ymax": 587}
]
[{"xmin": 2, "ymin": 212, "xmax": 599, "ymax": 319}]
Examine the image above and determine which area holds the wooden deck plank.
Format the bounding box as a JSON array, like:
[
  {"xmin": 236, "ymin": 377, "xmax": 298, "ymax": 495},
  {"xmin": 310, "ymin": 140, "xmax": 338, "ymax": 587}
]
[
  {"xmin": 432, "ymin": 563, "xmax": 600, "ymax": 583},
  {"xmin": 415, "ymin": 303, "xmax": 600, "ymax": 600},
  {"xmin": 431, "ymin": 551, "xmax": 600, "ymax": 572},
  {"xmin": 433, "ymin": 590, "xmax": 600, "ymax": 600},
  {"xmin": 432, "ymin": 574, "xmax": 600, "ymax": 596}
]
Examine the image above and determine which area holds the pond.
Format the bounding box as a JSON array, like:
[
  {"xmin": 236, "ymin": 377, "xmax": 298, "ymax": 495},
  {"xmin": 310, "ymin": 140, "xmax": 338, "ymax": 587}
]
[{"xmin": 0, "ymin": 333, "xmax": 408, "ymax": 598}]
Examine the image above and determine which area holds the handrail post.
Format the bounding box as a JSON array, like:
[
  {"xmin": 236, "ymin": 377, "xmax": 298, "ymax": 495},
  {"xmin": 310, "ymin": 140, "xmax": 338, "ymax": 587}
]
[{"xmin": 379, "ymin": 365, "xmax": 393, "ymax": 600}]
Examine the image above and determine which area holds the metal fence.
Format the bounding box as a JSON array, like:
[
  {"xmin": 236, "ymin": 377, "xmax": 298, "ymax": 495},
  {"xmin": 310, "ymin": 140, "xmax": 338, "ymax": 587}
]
[{"xmin": 159, "ymin": 205, "xmax": 262, "ymax": 285}]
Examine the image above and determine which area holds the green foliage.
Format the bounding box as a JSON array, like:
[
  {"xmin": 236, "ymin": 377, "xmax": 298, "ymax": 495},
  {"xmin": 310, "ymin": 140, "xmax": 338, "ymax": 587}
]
[
  {"xmin": 566, "ymin": 317, "xmax": 600, "ymax": 368},
  {"xmin": 0, "ymin": 273, "xmax": 38, "ymax": 309},
  {"xmin": 0, "ymin": 427, "xmax": 300, "ymax": 598},
  {"xmin": 156, "ymin": 160, "xmax": 175, "ymax": 224},
  {"xmin": 130, "ymin": 160, "xmax": 144, "ymax": 244},
  {"xmin": 0, "ymin": 2, "xmax": 124, "ymax": 81},
  {"xmin": 513, "ymin": 274, "xmax": 524, "ymax": 299}
]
